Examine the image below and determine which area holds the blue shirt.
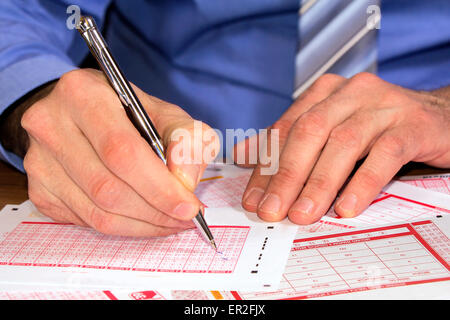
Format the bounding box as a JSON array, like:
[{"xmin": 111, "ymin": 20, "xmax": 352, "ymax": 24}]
[{"xmin": 0, "ymin": 0, "xmax": 449, "ymax": 172}]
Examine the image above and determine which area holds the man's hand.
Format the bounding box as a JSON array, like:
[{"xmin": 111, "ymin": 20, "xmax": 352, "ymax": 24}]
[
  {"xmin": 237, "ymin": 72, "xmax": 450, "ymax": 225},
  {"xmin": 20, "ymin": 69, "xmax": 219, "ymax": 237}
]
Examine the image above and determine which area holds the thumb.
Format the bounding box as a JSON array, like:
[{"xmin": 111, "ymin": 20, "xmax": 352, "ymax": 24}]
[
  {"xmin": 131, "ymin": 84, "xmax": 220, "ymax": 192},
  {"xmin": 166, "ymin": 119, "xmax": 220, "ymax": 192}
]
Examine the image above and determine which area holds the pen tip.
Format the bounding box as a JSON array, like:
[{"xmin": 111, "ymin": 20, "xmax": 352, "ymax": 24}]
[{"xmin": 211, "ymin": 240, "xmax": 218, "ymax": 251}]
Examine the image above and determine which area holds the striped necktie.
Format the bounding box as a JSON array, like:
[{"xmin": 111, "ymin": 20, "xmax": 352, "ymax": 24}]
[{"xmin": 294, "ymin": 0, "xmax": 381, "ymax": 99}]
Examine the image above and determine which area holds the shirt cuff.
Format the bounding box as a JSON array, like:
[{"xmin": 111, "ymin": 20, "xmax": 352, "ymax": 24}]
[
  {"xmin": 0, "ymin": 148, "xmax": 24, "ymax": 173},
  {"xmin": 0, "ymin": 55, "xmax": 77, "ymax": 172}
]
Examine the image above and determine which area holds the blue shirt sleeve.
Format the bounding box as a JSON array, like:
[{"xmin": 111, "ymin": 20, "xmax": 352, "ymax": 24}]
[{"xmin": 0, "ymin": 0, "xmax": 111, "ymax": 172}]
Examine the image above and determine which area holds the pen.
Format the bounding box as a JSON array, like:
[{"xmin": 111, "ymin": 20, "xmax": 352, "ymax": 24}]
[{"xmin": 76, "ymin": 16, "xmax": 217, "ymax": 251}]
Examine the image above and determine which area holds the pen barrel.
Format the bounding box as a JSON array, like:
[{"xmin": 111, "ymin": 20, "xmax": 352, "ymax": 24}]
[
  {"xmin": 77, "ymin": 17, "xmax": 166, "ymax": 162},
  {"xmin": 76, "ymin": 16, "xmax": 215, "ymax": 249},
  {"xmin": 100, "ymin": 48, "xmax": 167, "ymax": 162}
]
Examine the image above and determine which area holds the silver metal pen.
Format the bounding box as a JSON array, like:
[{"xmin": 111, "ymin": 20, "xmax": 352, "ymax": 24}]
[{"xmin": 76, "ymin": 16, "xmax": 217, "ymax": 251}]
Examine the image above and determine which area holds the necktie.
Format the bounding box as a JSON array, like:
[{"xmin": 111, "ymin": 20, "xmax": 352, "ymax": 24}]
[{"xmin": 294, "ymin": 0, "xmax": 381, "ymax": 99}]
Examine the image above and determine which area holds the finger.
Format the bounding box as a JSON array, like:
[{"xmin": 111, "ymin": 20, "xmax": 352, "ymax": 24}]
[
  {"xmin": 288, "ymin": 108, "xmax": 398, "ymax": 224},
  {"xmin": 34, "ymin": 115, "xmax": 195, "ymax": 229},
  {"xmin": 32, "ymin": 143, "xmax": 187, "ymax": 237},
  {"xmin": 334, "ymin": 128, "xmax": 416, "ymax": 218},
  {"xmin": 236, "ymin": 74, "xmax": 346, "ymax": 167},
  {"xmin": 242, "ymin": 74, "xmax": 346, "ymax": 213},
  {"xmin": 59, "ymin": 76, "xmax": 202, "ymax": 221},
  {"xmin": 166, "ymin": 119, "xmax": 220, "ymax": 192},
  {"xmin": 27, "ymin": 175, "xmax": 87, "ymax": 226},
  {"xmin": 132, "ymin": 83, "xmax": 221, "ymax": 191},
  {"xmin": 255, "ymin": 73, "xmax": 387, "ymax": 221}
]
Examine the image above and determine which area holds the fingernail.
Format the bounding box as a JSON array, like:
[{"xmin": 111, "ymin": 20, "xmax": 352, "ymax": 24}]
[
  {"xmin": 336, "ymin": 193, "xmax": 358, "ymax": 215},
  {"xmin": 243, "ymin": 188, "xmax": 265, "ymax": 207},
  {"xmin": 259, "ymin": 193, "xmax": 281, "ymax": 215},
  {"xmin": 291, "ymin": 197, "xmax": 314, "ymax": 215},
  {"xmin": 173, "ymin": 202, "xmax": 197, "ymax": 219},
  {"xmin": 176, "ymin": 166, "xmax": 201, "ymax": 192}
]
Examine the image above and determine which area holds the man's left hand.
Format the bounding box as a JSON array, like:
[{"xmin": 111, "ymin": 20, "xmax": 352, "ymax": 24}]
[{"xmin": 237, "ymin": 72, "xmax": 450, "ymax": 224}]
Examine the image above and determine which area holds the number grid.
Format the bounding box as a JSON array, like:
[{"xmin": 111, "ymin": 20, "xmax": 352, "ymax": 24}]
[
  {"xmin": 0, "ymin": 222, "xmax": 249, "ymax": 274},
  {"xmin": 233, "ymin": 221, "xmax": 450, "ymax": 300}
]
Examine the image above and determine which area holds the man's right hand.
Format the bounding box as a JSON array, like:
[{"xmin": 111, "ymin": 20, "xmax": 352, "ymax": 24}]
[{"xmin": 20, "ymin": 69, "xmax": 219, "ymax": 237}]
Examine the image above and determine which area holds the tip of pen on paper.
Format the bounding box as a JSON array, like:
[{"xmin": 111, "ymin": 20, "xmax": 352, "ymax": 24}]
[{"xmin": 210, "ymin": 240, "xmax": 218, "ymax": 251}]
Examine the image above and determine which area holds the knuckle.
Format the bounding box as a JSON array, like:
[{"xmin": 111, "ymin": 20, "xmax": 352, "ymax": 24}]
[
  {"xmin": 306, "ymin": 173, "xmax": 332, "ymax": 192},
  {"xmin": 20, "ymin": 104, "xmax": 37, "ymax": 133},
  {"xmin": 21, "ymin": 102, "xmax": 51, "ymax": 138},
  {"xmin": 293, "ymin": 111, "xmax": 328, "ymax": 139},
  {"xmin": 88, "ymin": 175, "xmax": 122, "ymax": 211},
  {"xmin": 57, "ymin": 69, "xmax": 93, "ymax": 94},
  {"xmin": 57, "ymin": 70, "xmax": 114, "ymax": 109},
  {"xmin": 21, "ymin": 103, "xmax": 63, "ymax": 154},
  {"xmin": 23, "ymin": 149, "xmax": 39, "ymax": 178},
  {"xmin": 354, "ymin": 166, "xmax": 383, "ymax": 190},
  {"xmin": 87, "ymin": 207, "xmax": 115, "ymax": 235},
  {"xmin": 376, "ymin": 134, "xmax": 407, "ymax": 161},
  {"xmin": 274, "ymin": 164, "xmax": 300, "ymax": 186},
  {"xmin": 328, "ymin": 125, "xmax": 361, "ymax": 150},
  {"xmin": 271, "ymin": 119, "xmax": 293, "ymax": 141},
  {"xmin": 313, "ymin": 73, "xmax": 343, "ymax": 88},
  {"xmin": 99, "ymin": 133, "xmax": 137, "ymax": 174},
  {"xmin": 349, "ymin": 72, "xmax": 380, "ymax": 87}
]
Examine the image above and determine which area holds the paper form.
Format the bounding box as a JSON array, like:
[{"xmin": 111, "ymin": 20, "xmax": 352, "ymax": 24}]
[
  {"xmin": 0, "ymin": 199, "xmax": 297, "ymax": 291},
  {"xmin": 170, "ymin": 217, "xmax": 357, "ymax": 301},
  {"xmin": 325, "ymin": 181, "xmax": 450, "ymax": 227},
  {"xmin": 397, "ymin": 173, "xmax": 450, "ymax": 195},
  {"xmin": 1, "ymin": 165, "xmax": 449, "ymax": 299},
  {"xmin": 195, "ymin": 164, "xmax": 251, "ymax": 208},
  {"xmin": 214, "ymin": 216, "xmax": 450, "ymax": 300},
  {"xmin": 168, "ymin": 175, "xmax": 450, "ymax": 300},
  {"xmin": 5, "ymin": 216, "xmax": 448, "ymax": 300}
]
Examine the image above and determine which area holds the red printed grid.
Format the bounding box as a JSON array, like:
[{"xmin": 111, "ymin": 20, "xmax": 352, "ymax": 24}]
[
  {"xmin": 402, "ymin": 178, "xmax": 450, "ymax": 195},
  {"xmin": 329, "ymin": 194, "xmax": 449, "ymax": 225},
  {"xmin": 297, "ymin": 219, "xmax": 354, "ymax": 234},
  {"xmin": 0, "ymin": 222, "xmax": 249, "ymax": 274},
  {"xmin": 233, "ymin": 221, "xmax": 450, "ymax": 300},
  {"xmin": 195, "ymin": 174, "xmax": 250, "ymax": 208},
  {"xmin": 413, "ymin": 221, "xmax": 450, "ymax": 264}
]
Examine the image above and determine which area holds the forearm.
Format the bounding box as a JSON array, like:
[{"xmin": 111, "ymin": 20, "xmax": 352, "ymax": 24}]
[{"xmin": 0, "ymin": 81, "xmax": 56, "ymax": 158}]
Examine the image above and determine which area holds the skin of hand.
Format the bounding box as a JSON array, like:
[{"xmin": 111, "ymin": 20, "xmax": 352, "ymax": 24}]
[
  {"xmin": 20, "ymin": 68, "xmax": 219, "ymax": 237},
  {"xmin": 236, "ymin": 72, "xmax": 450, "ymax": 225}
]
